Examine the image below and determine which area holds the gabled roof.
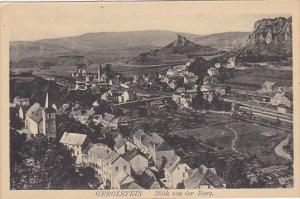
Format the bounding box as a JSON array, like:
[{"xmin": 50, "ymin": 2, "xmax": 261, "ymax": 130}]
[
  {"xmin": 184, "ymin": 169, "xmax": 210, "ymax": 189},
  {"xmin": 59, "ymin": 132, "xmax": 87, "ymax": 146},
  {"xmin": 120, "ymin": 181, "xmax": 143, "ymax": 189},
  {"xmin": 204, "ymin": 168, "xmax": 226, "ymax": 188},
  {"xmin": 150, "ymin": 133, "xmax": 164, "ymax": 146},
  {"xmin": 114, "ymin": 137, "xmax": 127, "ymax": 149},
  {"xmin": 122, "ymin": 148, "xmax": 145, "ymax": 162},
  {"xmin": 104, "ymin": 150, "xmax": 121, "ymax": 165},
  {"xmin": 26, "ymin": 103, "xmax": 43, "ymax": 123},
  {"xmin": 102, "ymin": 113, "xmax": 116, "ymax": 122},
  {"xmin": 164, "ymin": 155, "xmax": 181, "ymax": 173},
  {"xmin": 137, "ymin": 169, "xmax": 160, "ymax": 189},
  {"xmin": 88, "ymin": 143, "xmax": 111, "ymax": 159}
]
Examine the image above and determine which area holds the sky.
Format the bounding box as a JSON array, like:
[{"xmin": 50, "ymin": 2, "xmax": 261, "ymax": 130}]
[{"xmin": 6, "ymin": 2, "xmax": 292, "ymax": 41}]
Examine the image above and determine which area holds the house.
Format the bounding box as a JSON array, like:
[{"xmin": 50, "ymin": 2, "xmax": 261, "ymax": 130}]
[
  {"xmin": 213, "ymin": 85, "xmax": 230, "ymax": 96},
  {"xmin": 132, "ymin": 130, "xmax": 151, "ymax": 155},
  {"xmin": 75, "ymin": 80, "xmax": 88, "ymax": 90},
  {"xmin": 102, "ymin": 151, "xmax": 131, "ymax": 189},
  {"xmin": 207, "ymin": 67, "xmax": 219, "ymax": 77},
  {"xmin": 203, "ymin": 76, "xmax": 218, "ymax": 85},
  {"xmin": 163, "ymin": 156, "xmax": 190, "ymax": 188},
  {"xmin": 214, "ymin": 63, "xmax": 221, "ymax": 68},
  {"xmin": 111, "ymin": 88, "xmax": 130, "ymax": 103},
  {"xmin": 200, "ymin": 165, "xmax": 226, "ymax": 188},
  {"xmin": 114, "ymin": 136, "xmax": 137, "ymax": 155},
  {"xmin": 176, "ymin": 87, "xmax": 186, "ymax": 93},
  {"xmin": 184, "ymin": 168, "xmax": 211, "ymax": 189},
  {"xmin": 172, "ymin": 93, "xmax": 181, "ymax": 104},
  {"xmin": 167, "ymin": 69, "xmax": 177, "ymax": 76},
  {"xmin": 136, "ymin": 168, "xmax": 161, "ymax": 189},
  {"xmin": 184, "ymin": 72, "xmax": 198, "ymax": 84},
  {"xmin": 87, "ymin": 143, "xmax": 112, "ymax": 176},
  {"xmin": 226, "ymin": 57, "xmax": 236, "ymax": 68},
  {"xmin": 203, "ymin": 91, "xmax": 215, "ymax": 103},
  {"xmin": 160, "ymin": 76, "xmax": 170, "ymax": 83},
  {"xmin": 70, "ymin": 109, "xmax": 95, "ymax": 125},
  {"xmin": 277, "ymin": 104, "xmax": 290, "ymax": 114},
  {"xmin": 97, "ymin": 113, "xmax": 120, "ymax": 129},
  {"xmin": 168, "ymin": 80, "xmax": 177, "ymax": 90},
  {"xmin": 271, "ymin": 91, "xmax": 293, "ymax": 108},
  {"xmin": 201, "ymin": 84, "xmax": 212, "ymax": 92},
  {"xmin": 123, "ymin": 149, "xmax": 149, "ymax": 174},
  {"xmin": 25, "ymin": 92, "xmax": 57, "ymax": 139},
  {"xmin": 179, "ymin": 94, "xmax": 193, "ymax": 108},
  {"xmin": 13, "ymin": 96, "xmax": 30, "ymax": 106},
  {"xmin": 149, "ymin": 133, "xmax": 176, "ymax": 170},
  {"xmin": 262, "ymin": 81, "xmax": 276, "ymax": 92},
  {"xmin": 120, "ymin": 181, "xmax": 143, "ymax": 189},
  {"xmin": 59, "ymin": 132, "xmax": 88, "ymax": 164},
  {"xmin": 174, "ymin": 65, "xmax": 187, "ymax": 71},
  {"xmin": 101, "ymin": 88, "xmax": 130, "ymax": 104}
]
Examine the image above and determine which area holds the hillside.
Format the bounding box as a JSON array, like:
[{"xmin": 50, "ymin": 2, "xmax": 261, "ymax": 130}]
[
  {"xmin": 237, "ymin": 17, "xmax": 292, "ymax": 62},
  {"xmin": 10, "ymin": 30, "xmax": 251, "ymax": 68},
  {"xmin": 127, "ymin": 34, "xmax": 223, "ymax": 65},
  {"xmin": 194, "ymin": 32, "xmax": 250, "ymax": 50},
  {"xmin": 10, "ymin": 30, "xmax": 200, "ymax": 62}
]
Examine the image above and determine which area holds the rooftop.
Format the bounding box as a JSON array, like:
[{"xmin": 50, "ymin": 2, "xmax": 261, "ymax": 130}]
[{"xmin": 59, "ymin": 132, "xmax": 87, "ymax": 146}]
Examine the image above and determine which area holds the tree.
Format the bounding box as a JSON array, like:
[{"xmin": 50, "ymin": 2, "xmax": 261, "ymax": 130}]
[
  {"xmin": 10, "ymin": 134, "xmax": 100, "ymax": 190},
  {"xmin": 192, "ymin": 92, "xmax": 205, "ymax": 110},
  {"xmin": 224, "ymin": 158, "xmax": 249, "ymax": 188},
  {"xmin": 94, "ymin": 100, "xmax": 112, "ymax": 115}
]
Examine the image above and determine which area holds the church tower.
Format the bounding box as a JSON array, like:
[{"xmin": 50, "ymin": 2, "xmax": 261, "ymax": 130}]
[
  {"xmin": 42, "ymin": 92, "xmax": 57, "ymax": 139},
  {"xmin": 97, "ymin": 64, "xmax": 102, "ymax": 82}
]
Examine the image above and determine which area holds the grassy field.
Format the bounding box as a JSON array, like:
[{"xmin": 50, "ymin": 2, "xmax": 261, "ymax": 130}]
[
  {"xmin": 225, "ymin": 66, "xmax": 292, "ymax": 88},
  {"xmin": 169, "ymin": 112, "xmax": 290, "ymax": 167}
]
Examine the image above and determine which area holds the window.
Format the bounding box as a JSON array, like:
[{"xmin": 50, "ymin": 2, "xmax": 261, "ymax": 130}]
[
  {"xmin": 183, "ymin": 172, "xmax": 185, "ymax": 178},
  {"xmin": 115, "ymin": 166, "xmax": 119, "ymax": 172},
  {"xmin": 124, "ymin": 165, "xmax": 127, "ymax": 171}
]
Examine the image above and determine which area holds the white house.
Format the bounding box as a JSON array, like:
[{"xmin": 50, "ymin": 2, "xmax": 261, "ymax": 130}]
[
  {"xmin": 226, "ymin": 57, "xmax": 236, "ymax": 68},
  {"xmin": 184, "ymin": 168, "xmax": 211, "ymax": 189},
  {"xmin": 184, "ymin": 72, "xmax": 198, "ymax": 84},
  {"xmin": 102, "ymin": 151, "xmax": 132, "ymax": 189},
  {"xmin": 87, "ymin": 143, "xmax": 112, "ymax": 176},
  {"xmin": 271, "ymin": 91, "xmax": 292, "ymax": 108},
  {"xmin": 207, "ymin": 67, "xmax": 219, "ymax": 77},
  {"xmin": 163, "ymin": 156, "xmax": 190, "ymax": 188},
  {"xmin": 59, "ymin": 132, "xmax": 88, "ymax": 164},
  {"xmin": 149, "ymin": 133, "xmax": 176, "ymax": 170},
  {"xmin": 167, "ymin": 69, "xmax": 178, "ymax": 76},
  {"xmin": 214, "ymin": 63, "xmax": 221, "ymax": 68}
]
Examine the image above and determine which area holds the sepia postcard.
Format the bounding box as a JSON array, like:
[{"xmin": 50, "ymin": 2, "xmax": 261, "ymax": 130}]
[{"xmin": 0, "ymin": 1, "xmax": 300, "ymax": 198}]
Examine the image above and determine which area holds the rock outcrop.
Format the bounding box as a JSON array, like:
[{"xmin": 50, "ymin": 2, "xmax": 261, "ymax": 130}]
[
  {"xmin": 127, "ymin": 34, "xmax": 222, "ymax": 65},
  {"xmin": 238, "ymin": 17, "xmax": 292, "ymax": 62}
]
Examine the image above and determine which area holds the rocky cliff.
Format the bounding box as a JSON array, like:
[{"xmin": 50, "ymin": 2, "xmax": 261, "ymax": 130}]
[
  {"xmin": 239, "ymin": 17, "xmax": 292, "ymax": 61},
  {"xmin": 127, "ymin": 34, "xmax": 222, "ymax": 65}
]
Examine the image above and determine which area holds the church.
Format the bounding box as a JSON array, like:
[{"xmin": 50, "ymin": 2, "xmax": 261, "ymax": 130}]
[{"xmin": 25, "ymin": 92, "xmax": 57, "ymax": 139}]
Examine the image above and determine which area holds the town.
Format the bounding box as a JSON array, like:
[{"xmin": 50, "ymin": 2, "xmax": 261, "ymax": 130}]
[
  {"xmin": 10, "ymin": 52, "xmax": 293, "ymax": 189},
  {"xmin": 9, "ymin": 15, "xmax": 293, "ymax": 190}
]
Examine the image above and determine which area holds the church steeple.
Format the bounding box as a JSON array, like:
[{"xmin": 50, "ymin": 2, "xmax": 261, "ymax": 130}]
[{"xmin": 45, "ymin": 92, "xmax": 49, "ymax": 108}]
